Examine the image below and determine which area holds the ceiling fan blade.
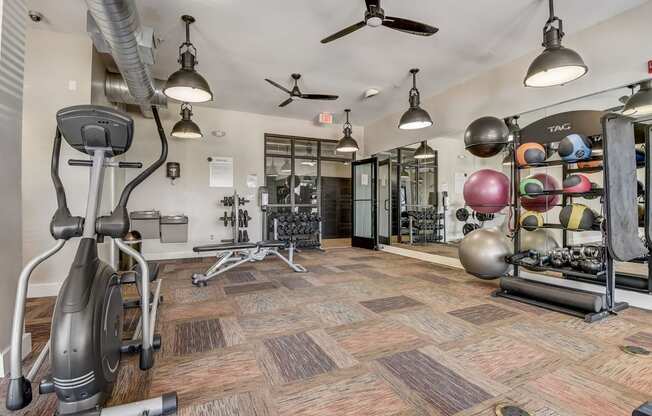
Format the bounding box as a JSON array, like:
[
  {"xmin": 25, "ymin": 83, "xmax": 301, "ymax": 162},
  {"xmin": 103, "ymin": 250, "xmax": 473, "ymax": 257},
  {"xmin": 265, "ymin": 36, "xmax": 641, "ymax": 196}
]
[
  {"xmin": 301, "ymin": 94, "xmax": 339, "ymax": 101},
  {"xmin": 321, "ymin": 21, "xmax": 366, "ymax": 44},
  {"xmin": 279, "ymin": 98, "xmax": 293, "ymax": 107},
  {"xmin": 266, "ymin": 78, "xmax": 292, "ymax": 94},
  {"xmin": 365, "ymin": 0, "xmax": 380, "ymax": 10},
  {"xmin": 382, "ymin": 16, "xmax": 439, "ymax": 36}
]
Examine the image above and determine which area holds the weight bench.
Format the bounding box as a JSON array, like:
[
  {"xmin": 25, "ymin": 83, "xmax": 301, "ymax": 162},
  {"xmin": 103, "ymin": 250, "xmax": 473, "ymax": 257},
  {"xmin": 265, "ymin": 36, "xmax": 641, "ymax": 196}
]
[{"xmin": 191, "ymin": 240, "xmax": 307, "ymax": 286}]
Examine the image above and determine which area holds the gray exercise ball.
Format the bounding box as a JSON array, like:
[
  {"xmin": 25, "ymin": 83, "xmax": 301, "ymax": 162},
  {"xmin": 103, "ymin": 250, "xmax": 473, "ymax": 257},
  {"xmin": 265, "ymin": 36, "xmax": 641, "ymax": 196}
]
[
  {"xmin": 520, "ymin": 229, "xmax": 559, "ymax": 253},
  {"xmin": 464, "ymin": 116, "xmax": 509, "ymax": 158},
  {"xmin": 459, "ymin": 228, "xmax": 512, "ymax": 280}
]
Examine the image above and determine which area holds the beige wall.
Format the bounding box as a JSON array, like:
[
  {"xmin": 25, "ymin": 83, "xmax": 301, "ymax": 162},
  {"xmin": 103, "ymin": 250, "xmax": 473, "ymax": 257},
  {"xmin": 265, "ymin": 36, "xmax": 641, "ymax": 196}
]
[
  {"xmin": 364, "ymin": 1, "xmax": 652, "ymax": 155},
  {"xmin": 126, "ymin": 105, "xmax": 364, "ymax": 259},
  {"xmin": 21, "ymin": 28, "xmax": 103, "ymax": 294},
  {"xmin": 0, "ymin": 0, "xmax": 26, "ymax": 364}
]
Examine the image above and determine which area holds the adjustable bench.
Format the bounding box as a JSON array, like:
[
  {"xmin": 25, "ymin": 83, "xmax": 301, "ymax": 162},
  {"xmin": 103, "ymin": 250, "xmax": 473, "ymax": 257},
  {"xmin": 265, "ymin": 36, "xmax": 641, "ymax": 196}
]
[{"xmin": 191, "ymin": 240, "xmax": 307, "ymax": 286}]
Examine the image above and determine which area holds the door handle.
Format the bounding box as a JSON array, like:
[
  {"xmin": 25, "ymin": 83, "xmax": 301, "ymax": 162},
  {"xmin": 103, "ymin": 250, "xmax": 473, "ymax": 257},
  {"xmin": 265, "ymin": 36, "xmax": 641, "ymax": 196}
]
[{"xmin": 384, "ymin": 199, "xmax": 389, "ymax": 211}]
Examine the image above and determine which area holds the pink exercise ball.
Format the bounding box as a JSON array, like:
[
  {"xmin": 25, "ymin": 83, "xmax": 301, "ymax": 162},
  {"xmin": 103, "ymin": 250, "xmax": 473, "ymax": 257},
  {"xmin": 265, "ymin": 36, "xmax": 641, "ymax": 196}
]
[
  {"xmin": 463, "ymin": 169, "xmax": 510, "ymax": 214},
  {"xmin": 521, "ymin": 173, "xmax": 560, "ymax": 212}
]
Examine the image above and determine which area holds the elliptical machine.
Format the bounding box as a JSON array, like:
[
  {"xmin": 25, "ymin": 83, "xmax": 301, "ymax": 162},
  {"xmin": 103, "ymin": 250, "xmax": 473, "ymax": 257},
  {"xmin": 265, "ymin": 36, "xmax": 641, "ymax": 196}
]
[{"xmin": 6, "ymin": 105, "xmax": 177, "ymax": 415}]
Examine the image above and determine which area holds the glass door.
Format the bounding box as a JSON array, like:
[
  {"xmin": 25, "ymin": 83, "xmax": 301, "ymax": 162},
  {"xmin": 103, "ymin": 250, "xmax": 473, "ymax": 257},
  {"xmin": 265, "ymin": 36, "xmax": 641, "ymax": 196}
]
[
  {"xmin": 378, "ymin": 159, "xmax": 391, "ymax": 245},
  {"xmin": 352, "ymin": 157, "xmax": 377, "ymax": 249}
]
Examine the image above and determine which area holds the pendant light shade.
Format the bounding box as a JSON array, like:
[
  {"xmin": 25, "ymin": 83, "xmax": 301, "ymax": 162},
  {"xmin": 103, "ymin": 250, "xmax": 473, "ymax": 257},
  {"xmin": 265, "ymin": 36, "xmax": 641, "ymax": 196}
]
[
  {"xmin": 524, "ymin": 0, "xmax": 587, "ymax": 88},
  {"xmin": 171, "ymin": 103, "xmax": 203, "ymax": 139},
  {"xmin": 399, "ymin": 69, "xmax": 433, "ymax": 130},
  {"xmin": 623, "ymin": 81, "xmax": 652, "ymax": 117},
  {"xmin": 337, "ymin": 109, "xmax": 359, "ymax": 153},
  {"xmin": 414, "ymin": 141, "xmax": 435, "ymax": 160},
  {"xmin": 164, "ymin": 15, "xmax": 213, "ymax": 103}
]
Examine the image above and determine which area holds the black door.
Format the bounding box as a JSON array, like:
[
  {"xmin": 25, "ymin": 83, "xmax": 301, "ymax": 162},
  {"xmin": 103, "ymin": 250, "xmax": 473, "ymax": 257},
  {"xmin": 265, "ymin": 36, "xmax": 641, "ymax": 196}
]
[
  {"xmin": 378, "ymin": 159, "xmax": 392, "ymax": 245},
  {"xmin": 352, "ymin": 158, "xmax": 377, "ymax": 249}
]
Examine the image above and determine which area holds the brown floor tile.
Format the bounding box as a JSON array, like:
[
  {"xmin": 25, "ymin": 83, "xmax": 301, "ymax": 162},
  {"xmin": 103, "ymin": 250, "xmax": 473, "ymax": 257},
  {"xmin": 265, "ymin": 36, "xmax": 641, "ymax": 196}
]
[{"xmin": 448, "ymin": 304, "xmax": 518, "ymax": 325}]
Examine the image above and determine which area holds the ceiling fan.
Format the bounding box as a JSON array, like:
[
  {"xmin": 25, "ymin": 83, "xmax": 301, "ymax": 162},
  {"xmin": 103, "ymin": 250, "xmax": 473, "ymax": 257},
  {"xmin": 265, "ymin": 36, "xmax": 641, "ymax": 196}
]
[
  {"xmin": 321, "ymin": 0, "xmax": 439, "ymax": 44},
  {"xmin": 265, "ymin": 74, "xmax": 339, "ymax": 107}
]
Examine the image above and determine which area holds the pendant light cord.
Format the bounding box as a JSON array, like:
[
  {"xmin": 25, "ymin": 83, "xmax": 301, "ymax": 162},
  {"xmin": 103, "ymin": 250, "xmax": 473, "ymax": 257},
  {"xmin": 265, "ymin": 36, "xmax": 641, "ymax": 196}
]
[{"xmin": 544, "ymin": 0, "xmax": 563, "ymax": 36}]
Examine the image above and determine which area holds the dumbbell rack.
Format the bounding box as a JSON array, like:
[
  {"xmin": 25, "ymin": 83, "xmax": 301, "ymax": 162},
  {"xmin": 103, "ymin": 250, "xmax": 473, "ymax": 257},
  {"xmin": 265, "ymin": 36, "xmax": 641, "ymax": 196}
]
[
  {"xmin": 406, "ymin": 206, "xmax": 445, "ymax": 244},
  {"xmin": 495, "ymin": 115, "xmax": 629, "ymax": 323},
  {"xmin": 219, "ymin": 192, "xmax": 251, "ymax": 243},
  {"xmin": 271, "ymin": 213, "xmax": 322, "ymax": 249}
]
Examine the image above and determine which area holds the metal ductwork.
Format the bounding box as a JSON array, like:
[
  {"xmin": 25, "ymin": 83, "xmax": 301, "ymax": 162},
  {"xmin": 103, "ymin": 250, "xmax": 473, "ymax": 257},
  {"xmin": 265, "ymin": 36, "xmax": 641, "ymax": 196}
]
[
  {"xmin": 105, "ymin": 72, "xmax": 167, "ymax": 109},
  {"xmin": 86, "ymin": 0, "xmax": 164, "ymax": 116}
]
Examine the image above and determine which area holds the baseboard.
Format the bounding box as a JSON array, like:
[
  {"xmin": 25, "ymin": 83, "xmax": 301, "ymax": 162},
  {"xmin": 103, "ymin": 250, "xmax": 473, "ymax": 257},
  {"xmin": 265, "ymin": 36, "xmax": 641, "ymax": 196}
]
[
  {"xmin": 27, "ymin": 281, "xmax": 62, "ymax": 298},
  {"xmin": 0, "ymin": 333, "xmax": 32, "ymax": 378}
]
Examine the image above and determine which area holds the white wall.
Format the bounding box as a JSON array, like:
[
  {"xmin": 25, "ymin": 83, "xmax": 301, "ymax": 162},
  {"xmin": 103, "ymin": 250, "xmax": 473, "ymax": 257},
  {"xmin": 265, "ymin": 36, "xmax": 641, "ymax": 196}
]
[
  {"xmin": 21, "ymin": 28, "xmax": 111, "ymax": 296},
  {"xmin": 364, "ymin": 1, "xmax": 652, "ymax": 155},
  {"xmin": 0, "ymin": 0, "xmax": 27, "ymax": 371},
  {"xmin": 126, "ymin": 105, "xmax": 364, "ymax": 260}
]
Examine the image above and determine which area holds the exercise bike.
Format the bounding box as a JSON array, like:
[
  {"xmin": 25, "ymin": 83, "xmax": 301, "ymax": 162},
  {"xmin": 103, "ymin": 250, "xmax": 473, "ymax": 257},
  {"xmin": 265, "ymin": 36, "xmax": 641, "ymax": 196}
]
[{"xmin": 6, "ymin": 105, "xmax": 177, "ymax": 415}]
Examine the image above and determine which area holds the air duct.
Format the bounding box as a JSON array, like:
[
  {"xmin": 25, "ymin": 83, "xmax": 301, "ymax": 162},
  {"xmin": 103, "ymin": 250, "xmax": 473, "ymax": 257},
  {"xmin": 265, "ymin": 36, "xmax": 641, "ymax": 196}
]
[
  {"xmin": 86, "ymin": 0, "xmax": 159, "ymax": 115},
  {"xmin": 105, "ymin": 72, "xmax": 167, "ymax": 108}
]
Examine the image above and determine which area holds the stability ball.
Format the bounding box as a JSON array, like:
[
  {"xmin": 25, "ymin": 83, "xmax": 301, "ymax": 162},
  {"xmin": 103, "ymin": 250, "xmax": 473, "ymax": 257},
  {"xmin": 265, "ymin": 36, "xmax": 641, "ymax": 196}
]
[
  {"xmin": 521, "ymin": 173, "xmax": 560, "ymax": 212},
  {"xmin": 520, "ymin": 229, "xmax": 559, "ymax": 253},
  {"xmin": 464, "ymin": 116, "xmax": 509, "ymax": 158},
  {"xmin": 463, "ymin": 169, "xmax": 510, "ymax": 214},
  {"xmin": 459, "ymin": 228, "xmax": 512, "ymax": 280}
]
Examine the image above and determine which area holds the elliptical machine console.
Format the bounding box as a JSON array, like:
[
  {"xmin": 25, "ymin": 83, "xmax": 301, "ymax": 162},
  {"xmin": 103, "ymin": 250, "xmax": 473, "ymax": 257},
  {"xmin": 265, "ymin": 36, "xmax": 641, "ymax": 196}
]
[{"xmin": 6, "ymin": 105, "xmax": 177, "ymax": 415}]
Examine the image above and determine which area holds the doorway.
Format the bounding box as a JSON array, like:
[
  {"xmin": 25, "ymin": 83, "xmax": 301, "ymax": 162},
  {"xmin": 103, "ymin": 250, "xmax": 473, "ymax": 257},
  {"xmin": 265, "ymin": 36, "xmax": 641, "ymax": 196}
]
[{"xmin": 351, "ymin": 157, "xmax": 377, "ymax": 249}]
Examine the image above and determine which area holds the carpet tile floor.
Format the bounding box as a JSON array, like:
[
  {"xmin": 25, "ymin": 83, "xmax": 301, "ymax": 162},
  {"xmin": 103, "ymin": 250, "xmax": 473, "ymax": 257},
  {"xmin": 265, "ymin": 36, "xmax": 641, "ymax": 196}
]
[{"xmin": 2, "ymin": 246, "xmax": 651, "ymax": 415}]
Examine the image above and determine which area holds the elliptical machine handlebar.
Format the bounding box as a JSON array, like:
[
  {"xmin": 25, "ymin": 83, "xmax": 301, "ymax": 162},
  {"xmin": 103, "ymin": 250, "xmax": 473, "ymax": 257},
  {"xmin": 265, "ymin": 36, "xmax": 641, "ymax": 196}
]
[{"xmin": 96, "ymin": 106, "xmax": 169, "ymax": 239}]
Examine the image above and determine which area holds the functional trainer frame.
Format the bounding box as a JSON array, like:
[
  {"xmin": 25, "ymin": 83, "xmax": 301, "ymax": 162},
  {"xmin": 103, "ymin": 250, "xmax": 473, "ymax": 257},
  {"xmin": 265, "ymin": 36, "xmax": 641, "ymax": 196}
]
[{"xmin": 191, "ymin": 240, "xmax": 307, "ymax": 286}]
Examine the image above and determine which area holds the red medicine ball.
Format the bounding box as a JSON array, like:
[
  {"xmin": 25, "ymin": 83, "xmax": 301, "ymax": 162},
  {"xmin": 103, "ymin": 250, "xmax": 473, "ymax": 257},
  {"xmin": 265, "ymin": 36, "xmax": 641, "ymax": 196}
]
[{"xmin": 563, "ymin": 174, "xmax": 592, "ymax": 194}]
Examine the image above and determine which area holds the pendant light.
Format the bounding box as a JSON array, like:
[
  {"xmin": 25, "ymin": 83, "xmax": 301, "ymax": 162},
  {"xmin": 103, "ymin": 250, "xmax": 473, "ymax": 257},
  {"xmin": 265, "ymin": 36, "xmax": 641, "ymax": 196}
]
[
  {"xmin": 336, "ymin": 109, "xmax": 359, "ymax": 153},
  {"xmin": 171, "ymin": 103, "xmax": 203, "ymax": 139},
  {"xmin": 399, "ymin": 69, "xmax": 433, "ymax": 130},
  {"xmin": 414, "ymin": 141, "xmax": 435, "ymax": 160},
  {"xmin": 524, "ymin": 0, "xmax": 587, "ymax": 88},
  {"xmin": 164, "ymin": 15, "xmax": 213, "ymax": 103},
  {"xmin": 623, "ymin": 81, "xmax": 652, "ymax": 117}
]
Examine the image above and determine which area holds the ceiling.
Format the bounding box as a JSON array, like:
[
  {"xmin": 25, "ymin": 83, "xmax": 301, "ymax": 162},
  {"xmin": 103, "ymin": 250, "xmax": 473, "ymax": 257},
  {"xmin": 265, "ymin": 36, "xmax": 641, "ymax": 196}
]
[{"xmin": 27, "ymin": 0, "xmax": 648, "ymax": 125}]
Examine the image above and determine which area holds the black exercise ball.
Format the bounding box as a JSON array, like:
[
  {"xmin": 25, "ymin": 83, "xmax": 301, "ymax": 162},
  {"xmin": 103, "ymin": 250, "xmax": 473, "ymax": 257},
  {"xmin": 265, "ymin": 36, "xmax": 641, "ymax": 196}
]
[
  {"xmin": 559, "ymin": 204, "xmax": 595, "ymax": 231},
  {"xmin": 464, "ymin": 116, "xmax": 509, "ymax": 158}
]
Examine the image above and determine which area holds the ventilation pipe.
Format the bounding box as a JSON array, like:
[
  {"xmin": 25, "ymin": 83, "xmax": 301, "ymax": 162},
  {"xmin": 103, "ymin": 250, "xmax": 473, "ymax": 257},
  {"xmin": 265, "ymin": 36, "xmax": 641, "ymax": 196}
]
[
  {"xmin": 105, "ymin": 72, "xmax": 167, "ymax": 108},
  {"xmin": 86, "ymin": 0, "xmax": 163, "ymax": 116}
]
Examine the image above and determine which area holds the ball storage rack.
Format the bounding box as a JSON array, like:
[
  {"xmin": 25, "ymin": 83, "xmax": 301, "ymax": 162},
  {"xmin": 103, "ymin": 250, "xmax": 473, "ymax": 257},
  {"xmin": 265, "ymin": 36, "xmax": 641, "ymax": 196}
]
[{"xmin": 494, "ymin": 110, "xmax": 645, "ymax": 323}]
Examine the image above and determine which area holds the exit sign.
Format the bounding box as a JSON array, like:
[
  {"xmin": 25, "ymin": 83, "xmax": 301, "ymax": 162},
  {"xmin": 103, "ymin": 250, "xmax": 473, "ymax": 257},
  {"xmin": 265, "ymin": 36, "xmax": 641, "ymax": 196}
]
[{"xmin": 318, "ymin": 112, "xmax": 333, "ymax": 124}]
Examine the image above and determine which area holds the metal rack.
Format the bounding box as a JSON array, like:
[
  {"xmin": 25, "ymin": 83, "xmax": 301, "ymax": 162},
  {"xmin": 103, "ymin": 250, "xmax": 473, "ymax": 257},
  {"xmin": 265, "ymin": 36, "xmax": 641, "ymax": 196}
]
[{"xmin": 495, "ymin": 111, "xmax": 633, "ymax": 323}]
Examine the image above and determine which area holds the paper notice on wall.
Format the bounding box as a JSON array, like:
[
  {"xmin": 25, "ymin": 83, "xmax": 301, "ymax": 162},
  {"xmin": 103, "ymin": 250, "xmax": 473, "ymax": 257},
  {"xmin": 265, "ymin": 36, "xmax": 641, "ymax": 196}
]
[
  {"xmin": 361, "ymin": 174, "xmax": 369, "ymax": 186},
  {"xmin": 247, "ymin": 174, "xmax": 258, "ymax": 188},
  {"xmin": 454, "ymin": 172, "xmax": 467, "ymax": 194},
  {"xmin": 209, "ymin": 157, "xmax": 234, "ymax": 188}
]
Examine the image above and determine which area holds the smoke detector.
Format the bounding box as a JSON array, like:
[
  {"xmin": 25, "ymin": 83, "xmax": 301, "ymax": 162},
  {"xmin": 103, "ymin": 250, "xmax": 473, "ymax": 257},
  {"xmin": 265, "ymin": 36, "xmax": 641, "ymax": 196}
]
[
  {"xmin": 211, "ymin": 130, "xmax": 226, "ymax": 138},
  {"xmin": 364, "ymin": 88, "xmax": 380, "ymax": 99}
]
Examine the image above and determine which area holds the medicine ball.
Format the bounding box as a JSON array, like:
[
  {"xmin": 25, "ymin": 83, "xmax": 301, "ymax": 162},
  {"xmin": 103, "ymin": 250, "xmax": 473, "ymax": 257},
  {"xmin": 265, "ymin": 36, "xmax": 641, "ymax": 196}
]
[
  {"xmin": 639, "ymin": 204, "xmax": 645, "ymax": 227},
  {"xmin": 459, "ymin": 228, "xmax": 512, "ymax": 280},
  {"xmin": 638, "ymin": 180, "xmax": 645, "ymax": 199},
  {"xmin": 584, "ymin": 182, "xmax": 600, "ymax": 200},
  {"xmin": 463, "ymin": 169, "xmax": 510, "ymax": 214},
  {"xmin": 558, "ymin": 134, "xmax": 592, "ymax": 162},
  {"xmin": 521, "ymin": 173, "xmax": 560, "ymax": 212},
  {"xmin": 636, "ymin": 149, "xmax": 646, "ymax": 164},
  {"xmin": 520, "ymin": 177, "xmax": 544, "ymax": 198},
  {"xmin": 563, "ymin": 174, "xmax": 592, "ymax": 194},
  {"xmin": 576, "ymin": 159, "xmax": 602, "ymax": 170},
  {"xmin": 516, "ymin": 143, "xmax": 547, "ymax": 166},
  {"xmin": 464, "ymin": 116, "xmax": 509, "ymax": 158},
  {"xmin": 559, "ymin": 204, "xmax": 595, "ymax": 231},
  {"xmin": 520, "ymin": 211, "xmax": 544, "ymax": 231}
]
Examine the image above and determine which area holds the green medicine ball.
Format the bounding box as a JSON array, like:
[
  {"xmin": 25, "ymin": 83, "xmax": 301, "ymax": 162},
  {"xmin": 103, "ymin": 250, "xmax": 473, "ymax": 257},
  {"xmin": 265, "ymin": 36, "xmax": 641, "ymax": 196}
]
[
  {"xmin": 559, "ymin": 204, "xmax": 595, "ymax": 231},
  {"xmin": 520, "ymin": 177, "xmax": 544, "ymax": 199}
]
